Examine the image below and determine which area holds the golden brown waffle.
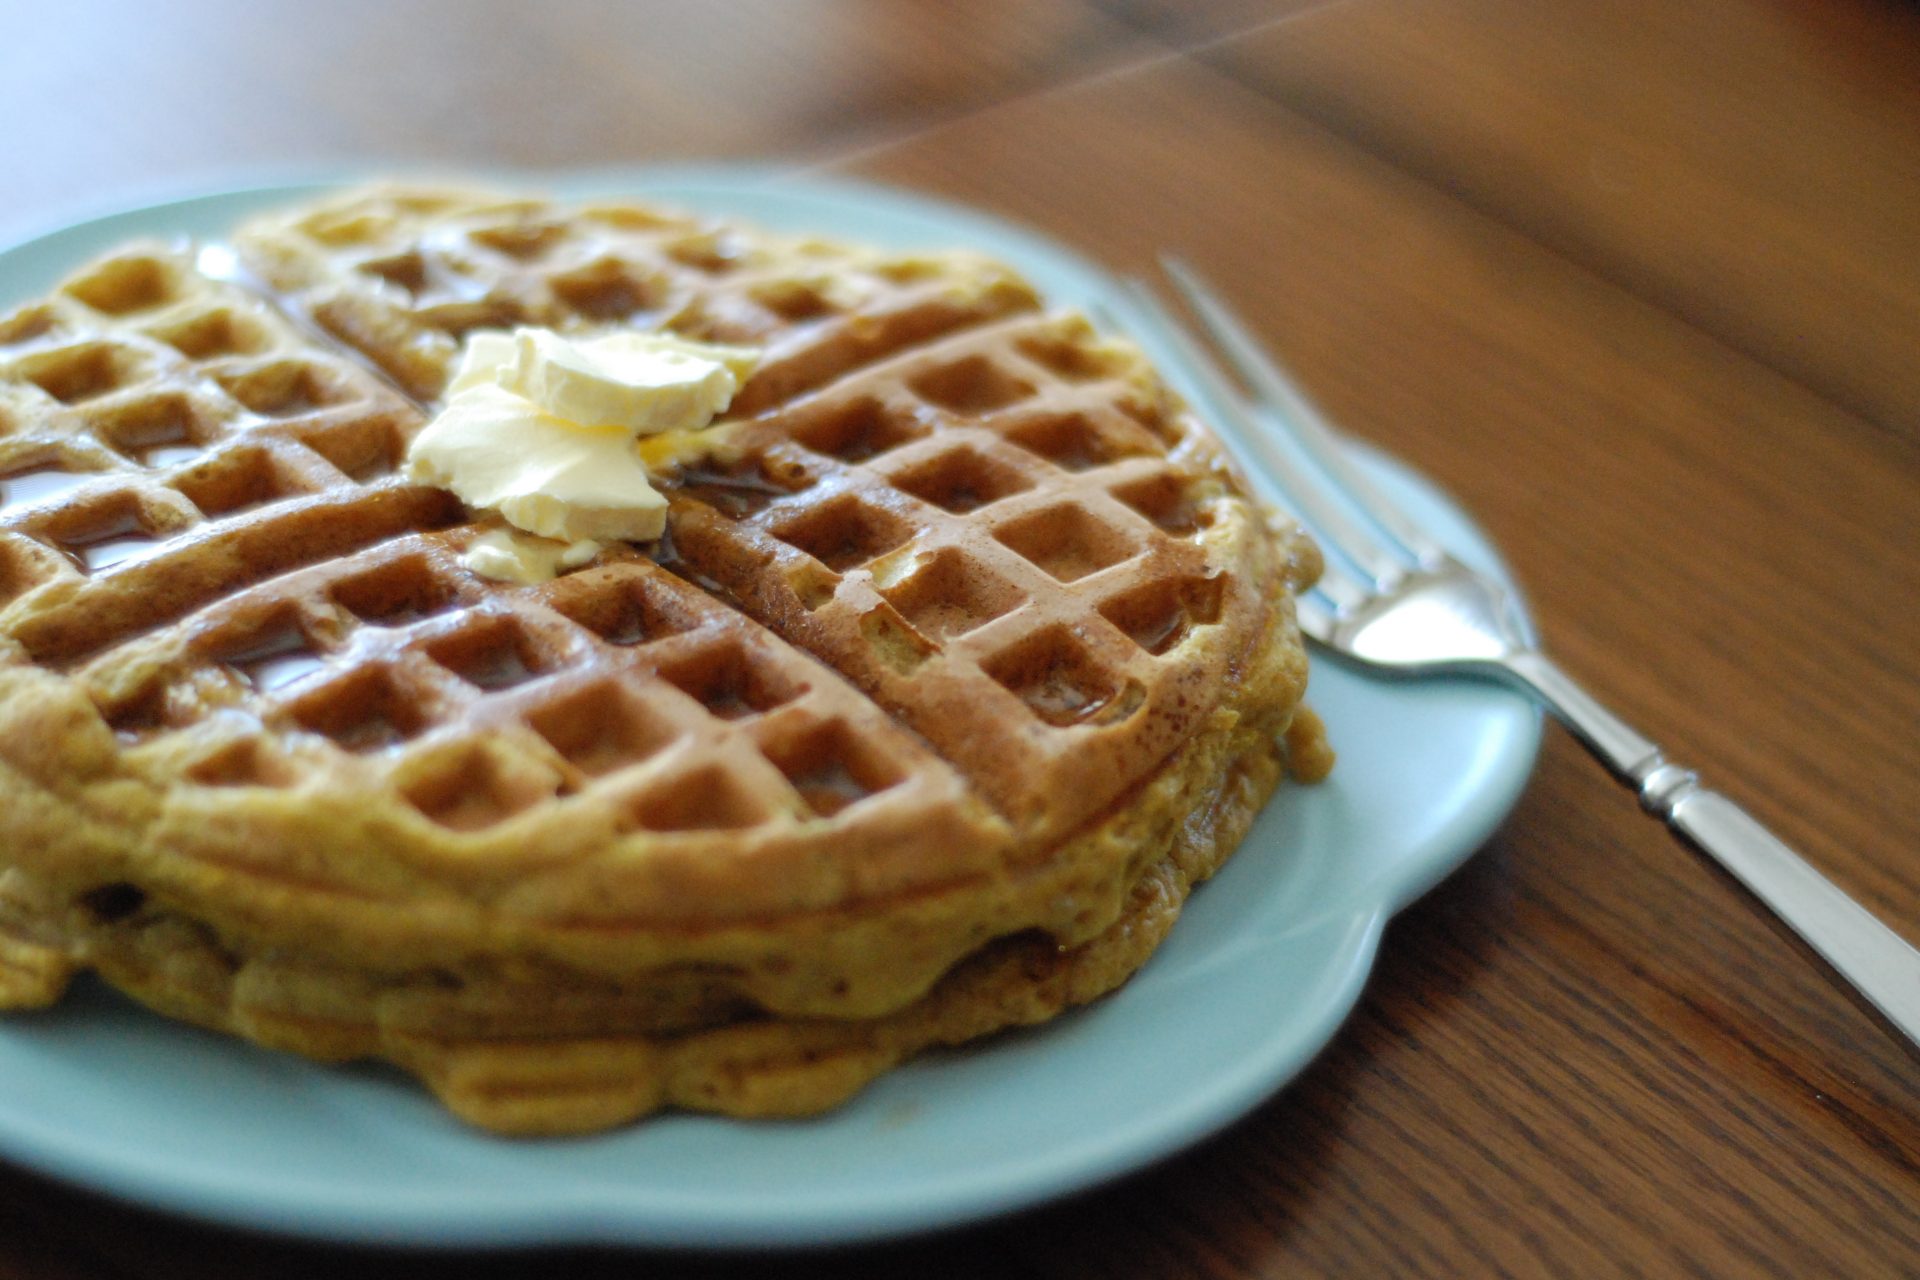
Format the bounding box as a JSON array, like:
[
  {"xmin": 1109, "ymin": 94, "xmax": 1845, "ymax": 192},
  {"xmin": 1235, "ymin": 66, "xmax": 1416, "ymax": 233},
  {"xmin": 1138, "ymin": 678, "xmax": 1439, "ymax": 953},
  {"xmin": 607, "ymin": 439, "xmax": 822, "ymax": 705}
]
[{"xmin": 0, "ymin": 186, "xmax": 1326, "ymax": 1132}]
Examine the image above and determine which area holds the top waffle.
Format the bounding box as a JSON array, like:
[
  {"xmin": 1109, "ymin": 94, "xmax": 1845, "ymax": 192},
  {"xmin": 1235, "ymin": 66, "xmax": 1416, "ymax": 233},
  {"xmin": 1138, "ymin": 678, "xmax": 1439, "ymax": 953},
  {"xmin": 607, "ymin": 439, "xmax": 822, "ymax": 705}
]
[{"xmin": 0, "ymin": 185, "xmax": 1322, "ymax": 1123}]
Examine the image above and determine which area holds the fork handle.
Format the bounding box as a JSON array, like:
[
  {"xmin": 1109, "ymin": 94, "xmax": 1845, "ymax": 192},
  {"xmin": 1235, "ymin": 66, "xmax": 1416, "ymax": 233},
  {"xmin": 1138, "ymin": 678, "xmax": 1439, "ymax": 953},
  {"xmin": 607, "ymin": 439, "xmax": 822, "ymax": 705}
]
[{"xmin": 1504, "ymin": 650, "xmax": 1920, "ymax": 1048}]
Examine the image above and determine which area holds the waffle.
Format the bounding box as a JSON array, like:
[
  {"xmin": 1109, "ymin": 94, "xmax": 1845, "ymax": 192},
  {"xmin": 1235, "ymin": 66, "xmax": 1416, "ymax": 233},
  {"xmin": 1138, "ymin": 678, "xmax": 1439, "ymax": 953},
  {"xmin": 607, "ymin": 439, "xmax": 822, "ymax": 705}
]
[{"xmin": 0, "ymin": 186, "xmax": 1328, "ymax": 1132}]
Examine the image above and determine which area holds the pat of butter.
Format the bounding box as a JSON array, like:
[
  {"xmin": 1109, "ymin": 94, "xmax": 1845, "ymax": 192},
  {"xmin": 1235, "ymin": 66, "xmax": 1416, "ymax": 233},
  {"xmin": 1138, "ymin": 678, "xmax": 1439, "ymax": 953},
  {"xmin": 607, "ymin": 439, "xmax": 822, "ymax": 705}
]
[
  {"xmin": 446, "ymin": 330, "xmax": 518, "ymax": 396},
  {"xmin": 461, "ymin": 527, "xmax": 601, "ymax": 585},
  {"xmin": 447, "ymin": 329, "xmax": 758, "ymax": 432},
  {"xmin": 502, "ymin": 329, "xmax": 750, "ymax": 433},
  {"xmin": 408, "ymin": 384, "xmax": 669, "ymax": 541},
  {"xmin": 406, "ymin": 328, "xmax": 759, "ymax": 545}
]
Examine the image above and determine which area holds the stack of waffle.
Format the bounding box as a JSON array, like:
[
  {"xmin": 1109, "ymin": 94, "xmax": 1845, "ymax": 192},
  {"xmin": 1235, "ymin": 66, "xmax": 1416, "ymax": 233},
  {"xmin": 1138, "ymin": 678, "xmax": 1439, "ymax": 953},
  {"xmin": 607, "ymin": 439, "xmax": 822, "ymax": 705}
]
[{"xmin": 0, "ymin": 186, "xmax": 1327, "ymax": 1133}]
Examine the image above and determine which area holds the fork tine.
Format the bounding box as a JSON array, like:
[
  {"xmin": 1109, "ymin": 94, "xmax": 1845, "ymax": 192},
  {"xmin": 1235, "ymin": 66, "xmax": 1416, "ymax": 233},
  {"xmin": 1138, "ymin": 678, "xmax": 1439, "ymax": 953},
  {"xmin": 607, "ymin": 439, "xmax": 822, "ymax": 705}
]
[
  {"xmin": 1159, "ymin": 257, "xmax": 1449, "ymax": 571},
  {"xmin": 1293, "ymin": 592, "xmax": 1338, "ymax": 644},
  {"xmin": 1110, "ymin": 281, "xmax": 1412, "ymax": 601}
]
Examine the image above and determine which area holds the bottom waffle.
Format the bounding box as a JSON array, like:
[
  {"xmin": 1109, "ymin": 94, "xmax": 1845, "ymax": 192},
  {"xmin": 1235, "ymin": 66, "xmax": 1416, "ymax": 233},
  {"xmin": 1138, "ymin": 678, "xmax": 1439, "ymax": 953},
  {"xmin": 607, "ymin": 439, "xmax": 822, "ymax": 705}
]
[{"xmin": 0, "ymin": 615, "xmax": 1326, "ymax": 1134}]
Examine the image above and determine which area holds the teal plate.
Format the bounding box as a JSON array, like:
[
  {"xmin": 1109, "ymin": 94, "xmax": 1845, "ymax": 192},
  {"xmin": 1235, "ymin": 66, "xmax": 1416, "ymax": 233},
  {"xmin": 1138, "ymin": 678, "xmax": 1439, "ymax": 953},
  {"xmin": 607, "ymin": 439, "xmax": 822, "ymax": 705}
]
[{"xmin": 0, "ymin": 170, "xmax": 1541, "ymax": 1249}]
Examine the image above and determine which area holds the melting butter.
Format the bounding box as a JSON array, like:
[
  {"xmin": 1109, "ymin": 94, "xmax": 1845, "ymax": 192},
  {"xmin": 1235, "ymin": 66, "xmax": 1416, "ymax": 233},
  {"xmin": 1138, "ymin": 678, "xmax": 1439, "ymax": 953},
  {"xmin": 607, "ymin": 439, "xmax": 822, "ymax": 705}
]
[
  {"xmin": 461, "ymin": 527, "xmax": 602, "ymax": 585},
  {"xmin": 406, "ymin": 328, "xmax": 760, "ymax": 544}
]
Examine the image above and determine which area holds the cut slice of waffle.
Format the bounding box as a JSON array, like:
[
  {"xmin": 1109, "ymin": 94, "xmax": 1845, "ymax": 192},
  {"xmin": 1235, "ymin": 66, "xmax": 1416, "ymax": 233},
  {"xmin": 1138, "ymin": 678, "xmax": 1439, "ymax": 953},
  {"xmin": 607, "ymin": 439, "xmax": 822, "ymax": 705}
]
[{"xmin": 0, "ymin": 186, "xmax": 1326, "ymax": 1131}]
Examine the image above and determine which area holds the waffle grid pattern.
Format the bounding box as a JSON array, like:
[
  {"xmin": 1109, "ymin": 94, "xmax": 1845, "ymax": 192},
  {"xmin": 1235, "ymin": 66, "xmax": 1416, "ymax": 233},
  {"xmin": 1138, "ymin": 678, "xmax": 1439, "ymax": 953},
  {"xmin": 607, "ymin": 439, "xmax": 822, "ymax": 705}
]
[
  {"xmin": 0, "ymin": 246, "xmax": 433, "ymax": 664},
  {"xmin": 233, "ymin": 187, "xmax": 1286, "ymax": 846},
  {"xmin": 133, "ymin": 545, "xmax": 962, "ymax": 848},
  {"xmin": 235, "ymin": 187, "xmax": 1042, "ymax": 408},
  {"xmin": 665, "ymin": 310, "xmax": 1270, "ymax": 839},
  {"xmin": 0, "ymin": 241, "xmax": 982, "ymax": 861},
  {"xmin": 0, "ymin": 187, "xmax": 1320, "ymax": 1129}
]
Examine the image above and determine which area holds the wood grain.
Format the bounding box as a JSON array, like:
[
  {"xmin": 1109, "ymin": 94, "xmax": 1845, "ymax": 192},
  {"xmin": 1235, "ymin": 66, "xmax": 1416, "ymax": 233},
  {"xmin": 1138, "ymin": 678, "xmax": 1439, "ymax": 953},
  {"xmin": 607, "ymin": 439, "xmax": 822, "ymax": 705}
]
[
  {"xmin": 1191, "ymin": 0, "xmax": 1920, "ymax": 437},
  {"xmin": 2, "ymin": 0, "xmax": 1918, "ymax": 1275}
]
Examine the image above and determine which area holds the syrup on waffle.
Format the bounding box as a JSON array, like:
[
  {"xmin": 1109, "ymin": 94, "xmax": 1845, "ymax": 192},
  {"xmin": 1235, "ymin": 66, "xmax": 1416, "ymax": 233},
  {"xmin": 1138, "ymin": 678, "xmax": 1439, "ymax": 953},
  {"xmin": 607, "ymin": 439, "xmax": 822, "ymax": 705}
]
[{"xmin": 0, "ymin": 187, "xmax": 1326, "ymax": 1131}]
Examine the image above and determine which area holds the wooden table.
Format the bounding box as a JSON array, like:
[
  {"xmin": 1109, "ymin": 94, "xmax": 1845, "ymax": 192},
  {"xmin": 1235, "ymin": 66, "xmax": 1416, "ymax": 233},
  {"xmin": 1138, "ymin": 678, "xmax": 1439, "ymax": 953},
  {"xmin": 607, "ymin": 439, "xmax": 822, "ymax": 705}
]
[{"xmin": 4, "ymin": 2, "xmax": 1916, "ymax": 1275}]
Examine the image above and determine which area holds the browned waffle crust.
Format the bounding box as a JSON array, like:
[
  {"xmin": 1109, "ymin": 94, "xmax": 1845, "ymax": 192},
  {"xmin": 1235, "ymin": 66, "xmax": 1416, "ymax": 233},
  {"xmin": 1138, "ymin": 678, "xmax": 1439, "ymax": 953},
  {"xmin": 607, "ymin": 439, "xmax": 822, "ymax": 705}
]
[{"xmin": 0, "ymin": 187, "xmax": 1327, "ymax": 1132}]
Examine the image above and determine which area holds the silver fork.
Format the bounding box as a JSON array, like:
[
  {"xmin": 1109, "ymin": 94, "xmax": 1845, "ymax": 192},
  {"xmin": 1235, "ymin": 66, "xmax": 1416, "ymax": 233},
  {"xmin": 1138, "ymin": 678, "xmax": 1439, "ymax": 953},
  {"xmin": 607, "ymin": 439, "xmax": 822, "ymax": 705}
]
[{"xmin": 1117, "ymin": 259, "xmax": 1920, "ymax": 1051}]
